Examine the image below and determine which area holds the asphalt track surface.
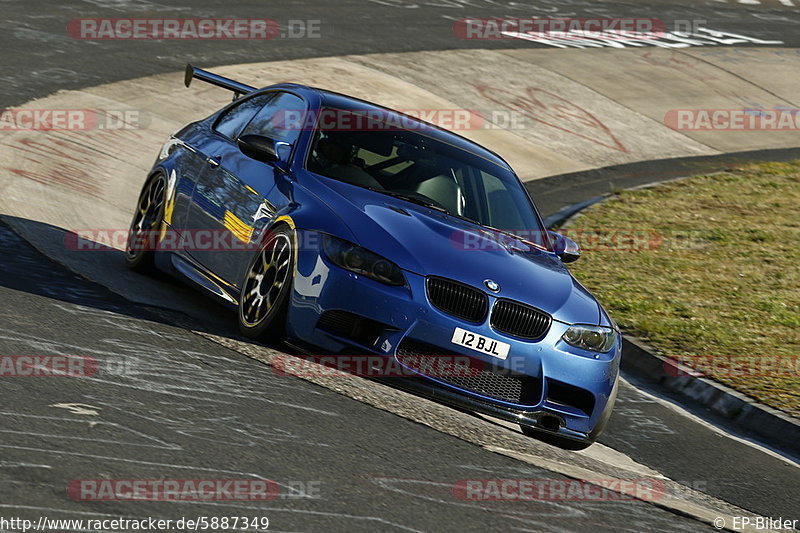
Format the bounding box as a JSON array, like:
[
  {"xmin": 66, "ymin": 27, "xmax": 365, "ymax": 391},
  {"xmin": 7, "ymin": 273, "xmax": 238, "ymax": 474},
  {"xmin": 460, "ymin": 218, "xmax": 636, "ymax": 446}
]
[
  {"xmin": 0, "ymin": 221, "xmax": 709, "ymax": 532},
  {"xmin": 3, "ymin": 0, "xmax": 800, "ymax": 108},
  {"xmin": 1, "ymin": 1, "xmax": 799, "ymax": 532}
]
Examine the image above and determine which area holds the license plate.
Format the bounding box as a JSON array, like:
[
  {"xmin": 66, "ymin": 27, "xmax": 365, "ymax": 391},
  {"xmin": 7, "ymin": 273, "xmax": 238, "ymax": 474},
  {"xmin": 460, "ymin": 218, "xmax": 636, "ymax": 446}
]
[{"xmin": 450, "ymin": 327, "xmax": 510, "ymax": 360}]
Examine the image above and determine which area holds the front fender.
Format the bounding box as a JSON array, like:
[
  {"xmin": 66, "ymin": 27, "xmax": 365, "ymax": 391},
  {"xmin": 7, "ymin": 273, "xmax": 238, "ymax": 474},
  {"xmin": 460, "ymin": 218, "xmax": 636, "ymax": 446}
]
[{"xmin": 251, "ymin": 181, "xmax": 357, "ymax": 247}]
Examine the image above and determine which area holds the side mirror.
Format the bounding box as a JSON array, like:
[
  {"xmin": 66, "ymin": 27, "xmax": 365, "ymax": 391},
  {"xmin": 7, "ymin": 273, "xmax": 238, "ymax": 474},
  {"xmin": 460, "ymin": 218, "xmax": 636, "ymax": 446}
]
[
  {"xmin": 238, "ymin": 134, "xmax": 291, "ymax": 165},
  {"xmin": 548, "ymin": 231, "xmax": 580, "ymax": 263}
]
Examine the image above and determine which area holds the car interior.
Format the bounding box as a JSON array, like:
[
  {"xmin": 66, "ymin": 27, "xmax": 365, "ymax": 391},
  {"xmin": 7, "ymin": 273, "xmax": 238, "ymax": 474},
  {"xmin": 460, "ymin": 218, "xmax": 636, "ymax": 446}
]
[{"xmin": 307, "ymin": 126, "xmax": 529, "ymax": 232}]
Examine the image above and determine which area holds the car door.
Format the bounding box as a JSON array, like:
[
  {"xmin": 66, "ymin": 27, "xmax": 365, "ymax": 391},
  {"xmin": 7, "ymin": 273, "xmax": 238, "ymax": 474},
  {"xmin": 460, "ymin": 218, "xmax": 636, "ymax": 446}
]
[{"xmin": 186, "ymin": 91, "xmax": 307, "ymax": 287}]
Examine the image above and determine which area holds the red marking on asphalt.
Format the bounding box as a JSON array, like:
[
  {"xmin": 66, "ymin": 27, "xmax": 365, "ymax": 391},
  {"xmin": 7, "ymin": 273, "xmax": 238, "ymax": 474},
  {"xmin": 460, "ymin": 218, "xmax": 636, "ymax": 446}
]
[
  {"xmin": 474, "ymin": 84, "xmax": 628, "ymax": 153},
  {"xmin": 3, "ymin": 136, "xmax": 104, "ymax": 198}
]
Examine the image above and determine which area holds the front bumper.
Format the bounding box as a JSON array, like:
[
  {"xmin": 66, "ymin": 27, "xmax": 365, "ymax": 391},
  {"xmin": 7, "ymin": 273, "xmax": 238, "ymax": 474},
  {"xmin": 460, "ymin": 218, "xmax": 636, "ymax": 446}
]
[
  {"xmin": 286, "ymin": 231, "xmax": 621, "ymax": 440},
  {"xmin": 381, "ymin": 376, "xmax": 594, "ymax": 444}
]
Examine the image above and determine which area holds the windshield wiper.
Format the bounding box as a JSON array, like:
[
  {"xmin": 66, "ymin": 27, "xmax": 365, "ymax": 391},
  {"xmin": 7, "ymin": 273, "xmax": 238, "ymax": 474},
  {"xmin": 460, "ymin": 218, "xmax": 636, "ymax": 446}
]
[
  {"xmin": 366, "ymin": 187, "xmax": 450, "ymax": 214},
  {"xmin": 366, "ymin": 187, "xmax": 546, "ymax": 250}
]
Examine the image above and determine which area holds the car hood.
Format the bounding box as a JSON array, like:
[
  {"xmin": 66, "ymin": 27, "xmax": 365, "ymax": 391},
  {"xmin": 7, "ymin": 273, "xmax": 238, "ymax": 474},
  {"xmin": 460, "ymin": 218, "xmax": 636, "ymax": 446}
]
[{"xmin": 300, "ymin": 174, "xmax": 601, "ymax": 325}]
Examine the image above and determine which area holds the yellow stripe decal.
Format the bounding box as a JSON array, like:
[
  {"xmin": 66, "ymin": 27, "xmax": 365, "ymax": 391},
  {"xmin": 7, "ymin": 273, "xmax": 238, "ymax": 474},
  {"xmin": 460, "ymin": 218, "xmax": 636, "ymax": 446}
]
[{"xmin": 223, "ymin": 210, "xmax": 254, "ymax": 243}]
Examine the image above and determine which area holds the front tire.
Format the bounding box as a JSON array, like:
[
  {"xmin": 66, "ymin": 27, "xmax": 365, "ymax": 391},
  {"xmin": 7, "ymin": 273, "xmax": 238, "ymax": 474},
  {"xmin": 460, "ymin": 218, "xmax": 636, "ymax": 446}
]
[
  {"xmin": 126, "ymin": 173, "xmax": 167, "ymax": 274},
  {"xmin": 238, "ymin": 225, "xmax": 295, "ymax": 340}
]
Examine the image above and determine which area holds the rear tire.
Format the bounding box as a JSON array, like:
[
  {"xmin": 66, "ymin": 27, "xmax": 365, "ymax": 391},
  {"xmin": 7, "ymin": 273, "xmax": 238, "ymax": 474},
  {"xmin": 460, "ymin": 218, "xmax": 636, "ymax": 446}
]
[
  {"xmin": 520, "ymin": 425, "xmax": 593, "ymax": 451},
  {"xmin": 238, "ymin": 225, "xmax": 295, "ymax": 341},
  {"xmin": 125, "ymin": 173, "xmax": 166, "ymax": 274}
]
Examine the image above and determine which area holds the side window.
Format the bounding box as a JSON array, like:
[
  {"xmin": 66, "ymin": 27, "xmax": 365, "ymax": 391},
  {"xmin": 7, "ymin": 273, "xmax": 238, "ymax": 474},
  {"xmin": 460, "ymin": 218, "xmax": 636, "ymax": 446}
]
[
  {"xmin": 213, "ymin": 93, "xmax": 274, "ymax": 139},
  {"xmin": 241, "ymin": 92, "xmax": 306, "ymax": 145}
]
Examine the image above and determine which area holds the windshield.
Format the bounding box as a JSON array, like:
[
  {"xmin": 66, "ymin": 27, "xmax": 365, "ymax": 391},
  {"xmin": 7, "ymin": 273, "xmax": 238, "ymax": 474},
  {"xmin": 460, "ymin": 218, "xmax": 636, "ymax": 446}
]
[{"xmin": 305, "ymin": 108, "xmax": 546, "ymax": 240}]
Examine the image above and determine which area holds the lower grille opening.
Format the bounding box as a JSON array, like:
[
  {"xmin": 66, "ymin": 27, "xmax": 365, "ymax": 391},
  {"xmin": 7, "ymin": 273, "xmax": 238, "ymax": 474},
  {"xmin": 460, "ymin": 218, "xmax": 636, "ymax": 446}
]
[
  {"xmin": 546, "ymin": 379, "xmax": 596, "ymax": 415},
  {"xmin": 316, "ymin": 310, "xmax": 388, "ymax": 348},
  {"xmin": 396, "ymin": 338, "xmax": 541, "ymax": 406}
]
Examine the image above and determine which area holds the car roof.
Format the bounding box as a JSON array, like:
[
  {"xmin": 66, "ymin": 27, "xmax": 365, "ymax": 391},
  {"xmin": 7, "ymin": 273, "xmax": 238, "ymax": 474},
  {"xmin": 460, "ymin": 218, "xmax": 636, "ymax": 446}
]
[{"xmin": 265, "ymin": 84, "xmax": 512, "ymax": 171}]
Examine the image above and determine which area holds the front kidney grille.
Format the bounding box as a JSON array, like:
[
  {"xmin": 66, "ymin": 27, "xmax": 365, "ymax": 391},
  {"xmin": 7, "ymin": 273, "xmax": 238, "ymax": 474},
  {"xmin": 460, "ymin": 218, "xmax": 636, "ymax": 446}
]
[
  {"xmin": 395, "ymin": 338, "xmax": 541, "ymax": 405},
  {"xmin": 426, "ymin": 277, "xmax": 488, "ymax": 323},
  {"xmin": 490, "ymin": 299, "xmax": 552, "ymax": 340}
]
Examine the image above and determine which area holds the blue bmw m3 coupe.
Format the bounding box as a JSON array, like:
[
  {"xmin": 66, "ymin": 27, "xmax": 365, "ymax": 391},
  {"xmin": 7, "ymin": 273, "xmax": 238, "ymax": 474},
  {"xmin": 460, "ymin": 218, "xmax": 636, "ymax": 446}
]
[{"xmin": 126, "ymin": 65, "xmax": 621, "ymax": 450}]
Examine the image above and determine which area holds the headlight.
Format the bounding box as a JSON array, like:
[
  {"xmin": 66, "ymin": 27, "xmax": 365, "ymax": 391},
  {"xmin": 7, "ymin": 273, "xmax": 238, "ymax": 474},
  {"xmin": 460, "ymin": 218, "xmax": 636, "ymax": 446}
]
[
  {"xmin": 321, "ymin": 235, "xmax": 405, "ymax": 286},
  {"xmin": 562, "ymin": 325, "xmax": 616, "ymax": 353}
]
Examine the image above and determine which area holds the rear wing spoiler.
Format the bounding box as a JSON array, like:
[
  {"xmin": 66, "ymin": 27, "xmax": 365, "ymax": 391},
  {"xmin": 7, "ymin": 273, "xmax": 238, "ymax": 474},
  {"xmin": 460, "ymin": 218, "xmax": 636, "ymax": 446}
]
[{"xmin": 184, "ymin": 64, "xmax": 257, "ymax": 100}]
